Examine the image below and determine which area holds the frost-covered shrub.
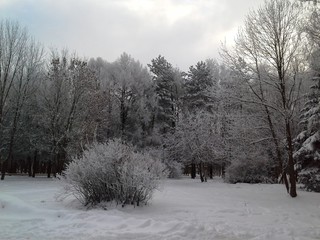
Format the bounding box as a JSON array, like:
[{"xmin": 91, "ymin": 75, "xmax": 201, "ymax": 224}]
[
  {"xmin": 225, "ymin": 158, "xmax": 273, "ymax": 184},
  {"xmin": 64, "ymin": 139, "xmax": 167, "ymax": 206},
  {"xmin": 118, "ymin": 151, "xmax": 168, "ymax": 205}
]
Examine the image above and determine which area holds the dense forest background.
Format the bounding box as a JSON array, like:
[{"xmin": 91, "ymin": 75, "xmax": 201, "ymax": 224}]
[{"xmin": 1, "ymin": 0, "xmax": 320, "ymax": 197}]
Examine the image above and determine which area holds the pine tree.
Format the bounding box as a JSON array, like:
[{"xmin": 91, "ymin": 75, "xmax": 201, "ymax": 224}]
[
  {"xmin": 183, "ymin": 61, "xmax": 216, "ymax": 112},
  {"xmin": 148, "ymin": 55, "xmax": 178, "ymax": 133},
  {"xmin": 294, "ymin": 54, "xmax": 320, "ymax": 192}
]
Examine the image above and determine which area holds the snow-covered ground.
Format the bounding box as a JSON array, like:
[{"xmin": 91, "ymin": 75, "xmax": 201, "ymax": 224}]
[{"xmin": 0, "ymin": 176, "xmax": 319, "ymax": 240}]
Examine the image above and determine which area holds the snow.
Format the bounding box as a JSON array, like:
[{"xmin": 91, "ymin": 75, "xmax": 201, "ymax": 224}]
[{"xmin": 1, "ymin": 176, "xmax": 320, "ymax": 240}]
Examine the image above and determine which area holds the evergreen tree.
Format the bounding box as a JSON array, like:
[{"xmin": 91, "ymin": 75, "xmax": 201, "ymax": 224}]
[
  {"xmin": 148, "ymin": 55, "xmax": 179, "ymax": 133},
  {"xmin": 294, "ymin": 50, "xmax": 320, "ymax": 192},
  {"xmin": 183, "ymin": 61, "xmax": 216, "ymax": 112},
  {"xmin": 294, "ymin": 4, "xmax": 320, "ymax": 192}
]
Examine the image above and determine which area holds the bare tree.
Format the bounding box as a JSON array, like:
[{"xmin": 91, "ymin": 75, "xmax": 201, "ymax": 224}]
[
  {"xmin": 110, "ymin": 53, "xmax": 152, "ymax": 140},
  {"xmin": 166, "ymin": 111, "xmax": 225, "ymax": 182},
  {"xmin": 39, "ymin": 51, "xmax": 97, "ymax": 177},
  {"xmin": 305, "ymin": 3, "xmax": 320, "ymax": 46},
  {"xmin": 0, "ymin": 20, "xmax": 44, "ymax": 180},
  {"xmin": 222, "ymin": 0, "xmax": 305, "ymax": 197}
]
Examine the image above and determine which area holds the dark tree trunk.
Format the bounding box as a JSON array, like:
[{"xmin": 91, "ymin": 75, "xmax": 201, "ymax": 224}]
[
  {"xmin": 286, "ymin": 122, "xmax": 297, "ymax": 197},
  {"xmin": 221, "ymin": 163, "xmax": 226, "ymax": 178},
  {"xmin": 199, "ymin": 163, "xmax": 204, "ymax": 182},
  {"xmin": 32, "ymin": 150, "xmax": 38, "ymax": 178},
  {"xmin": 7, "ymin": 100, "xmax": 22, "ymax": 174},
  {"xmin": 191, "ymin": 163, "xmax": 196, "ymax": 179},
  {"xmin": 1, "ymin": 151, "xmax": 13, "ymax": 179},
  {"xmin": 264, "ymin": 106, "xmax": 283, "ymax": 179},
  {"xmin": 47, "ymin": 160, "xmax": 51, "ymax": 178},
  {"xmin": 204, "ymin": 165, "xmax": 208, "ymax": 182},
  {"xmin": 9, "ymin": 158, "xmax": 16, "ymax": 174},
  {"xmin": 282, "ymin": 172, "xmax": 289, "ymax": 193},
  {"xmin": 52, "ymin": 156, "xmax": 57, "ymax": 178},
  {"xmin": 7, "ymin": 136, "xmax": 15, "ymax": 174},
  {"xmin": 28, "ymin": 156, "xmax": 32, "ymax": 177},
  {"xmin": 57, "ymin": 151, "xmax": 66, "ymax": 175},
  {"xmin": 120, "ymin": 89, "xmax": 128, "ymax": 138},
  {"xmin": 56, "ymin": 153, "xmax": 61, "ymax": 175},
  {"xmin": 209, "ymin": 164, "xmax": 213, "ymax": 179},
  {"xmin": 1, "ymin": 160, "xmax": 7, "ymax": 180}
]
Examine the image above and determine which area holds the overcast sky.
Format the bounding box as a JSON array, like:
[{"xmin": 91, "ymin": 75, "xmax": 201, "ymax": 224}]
[{"xmin": 1, "ymin": 0, "xmax": 265, "ymax": 71}]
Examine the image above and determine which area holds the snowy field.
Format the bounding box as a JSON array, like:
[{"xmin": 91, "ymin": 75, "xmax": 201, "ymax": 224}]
[{"xmin": 0, "ymin": 176, "xmax": 320, "ymax": 240}]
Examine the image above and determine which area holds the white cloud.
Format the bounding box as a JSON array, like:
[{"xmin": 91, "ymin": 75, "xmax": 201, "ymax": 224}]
[
  {"xmin": 0, "ymin": 0, "xmax": 17, "ymax": 7},
  {"xmin": 0, "ymin": 0, "xmax": 264, "ymax": 70}
]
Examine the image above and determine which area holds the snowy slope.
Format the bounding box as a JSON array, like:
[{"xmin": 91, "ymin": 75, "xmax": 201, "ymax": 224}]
[{"xmin": 0, "ymin": 176, "xmax": 320, "ymax": 240}]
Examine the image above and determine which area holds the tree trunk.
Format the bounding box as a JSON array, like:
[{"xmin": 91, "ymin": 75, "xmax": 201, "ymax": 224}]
[
  {"xmin": 28, "ymin": 156, "xmax": 32, "ymax": 177},
  {"xmin": 47, "ymin": 160, "xmax": 51, "ymax": 178},
  {"xmin": 52, "ymin": 155, "xmax": 57, "ymax": 178},
  {"xmin": 1, "ymin": 160, "xmax": 7, "ymax": 180},
  {"xmin": 32, "ymin": 150, "xmax": 37, "ymax": 178},
  {"xmin": 199, "ymin": 163, "xmax": 204, "ymax": 182},
  {"xmin": 56, "ymin": 153, "xmax": 61, "ymax": 175},
  {"xmin": 221, "ymin": 163, "xmax": 226, "ymax": 178},
  {"xmin": 120, "ymin": 89, "xmax": 128, "ymax": 138},
  {"xmin": 264, "ymin": 106, "xmax": 283, "ymax": 178},
  {"xmin": 282, "ymin": 172, "xmax": 289, "ymax": 193},
  {"xmin": 209, "ymin": 164, "xmax": 213, "ymax": 179},
  {"xmin": 7, "ymin": 139, "xmax": 15, "ymax": 174},
  {"xmin": 57, "ymin": 151, "xmax": 66, "ymax": 175},
  {"xmin": 191, "ymin": 163, "xmax": 196, "ymax": 179},
  {"xmin": 286, "ymin": 122, "xmax": 297, "ymax": 197}
]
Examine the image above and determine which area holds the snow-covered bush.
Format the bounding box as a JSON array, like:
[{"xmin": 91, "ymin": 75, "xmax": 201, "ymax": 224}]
[
  {"xmin": 225, "ymin": 158, "xmax": 273, "ymax": 184},
  {"xmin": 64, "ymin": 139, "xmax": 167, "ymax": 206}
]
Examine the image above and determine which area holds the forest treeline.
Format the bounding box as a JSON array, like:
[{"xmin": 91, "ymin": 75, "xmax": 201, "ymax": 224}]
[{"xmin": 1, "ymin": 0, "xmax": 320, "ymax": 197}]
